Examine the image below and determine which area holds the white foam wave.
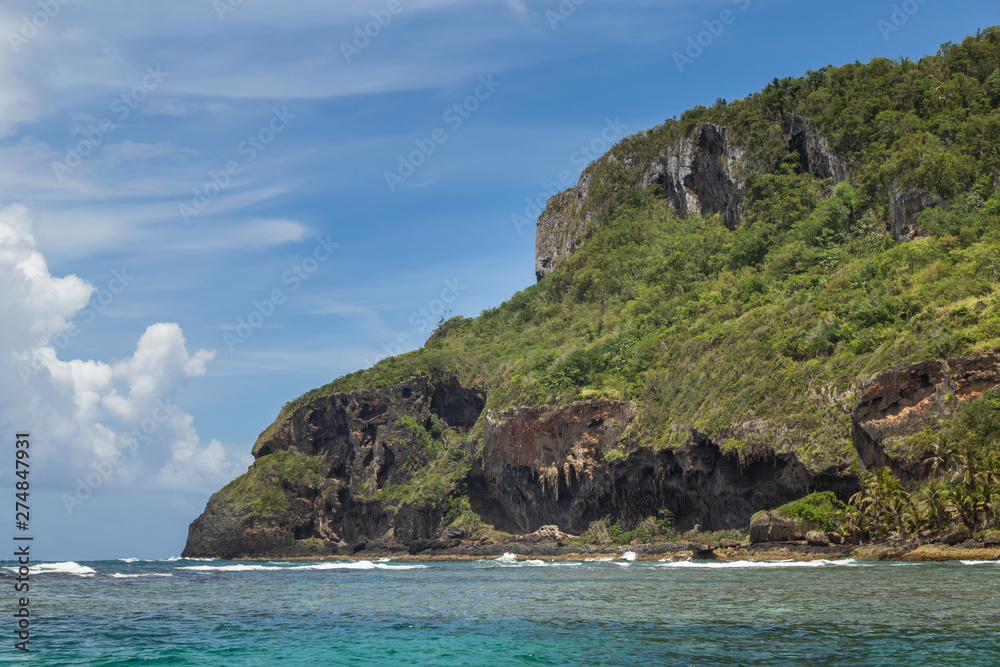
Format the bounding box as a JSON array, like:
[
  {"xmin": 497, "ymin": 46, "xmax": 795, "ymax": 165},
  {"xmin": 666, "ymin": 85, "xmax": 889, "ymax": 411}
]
[
  {"xmin": 109, "ymin": 573, "xmax": 173, "ymax": 578},
  {"xmin": 659, "ymin": 558, "xmax": 860, "ymax": 569},
  {"xmin": 487, "ymin": 553, "xmax": 546, "ymax": 567},
  {"xmin": 3, "ymin": 561, "xmax": 97, "ymax": 577},
  {"xmin": 960, "ymin": 560, "xmax": 1000, "ymax": 565},
  {"xmin": 119, "ymin": 558, "xmax": 141, "ymax": 563},
  {"xmin": 620, "ymin": 551, "xmax": 637, "ymax": 561},
  {"xmin": 584, "ymin": 557, "xmax": 614, "ymax": 562},
  {"xmin": 178, "ymin": 560, "xmax": 426, "ymax": 572}
]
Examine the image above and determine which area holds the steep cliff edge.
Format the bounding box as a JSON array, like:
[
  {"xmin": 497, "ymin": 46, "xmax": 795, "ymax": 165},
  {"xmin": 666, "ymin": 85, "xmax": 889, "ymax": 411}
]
[
  {"xmin": 535, "ymin": 114, "xmax": 850, "ymax": 281},
  {"xmin": 184, "ymin": 353, "xmax": 995, "ymax": 557},
  {"xmin": 183, "ymin": 377, "xmax": 485, "ymax": 558}
]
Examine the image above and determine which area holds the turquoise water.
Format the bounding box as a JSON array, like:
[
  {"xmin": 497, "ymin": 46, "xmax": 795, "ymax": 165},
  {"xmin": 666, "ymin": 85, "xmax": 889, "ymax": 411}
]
[{"xmin": 2, "ymin": 556, "xmax": 999, "ymax": 665}]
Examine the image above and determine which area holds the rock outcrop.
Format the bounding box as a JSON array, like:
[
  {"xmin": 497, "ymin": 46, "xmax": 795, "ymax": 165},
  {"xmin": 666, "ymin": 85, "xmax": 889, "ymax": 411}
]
[
  {"xmin": 185, "ymin": 348, "xmax": 998, "ymax": 559},
  {"xmin": 185, "ymin": 378, "xmax": 862, "ymax": 558},
  {"xmin": 749, "ymin": 510, "xmax": 807, "ymax": 543},
  {"xmin": 851, "ymin": 352, "xmax": 1000, "ymax": 475},
  {"xmin": 468, "ymin": 400, "xmax": 855, "ymax": 536},
  {"xmin": 183, "ymin": 376, "xmax": 486, "ymax": 559},
  {"xmin": 534, "ymin": 114, "xmax": 849, "ymax": 281},
  {"xmin": 890, "ymin": 185, "xmax": 947, "ymax": 242}
]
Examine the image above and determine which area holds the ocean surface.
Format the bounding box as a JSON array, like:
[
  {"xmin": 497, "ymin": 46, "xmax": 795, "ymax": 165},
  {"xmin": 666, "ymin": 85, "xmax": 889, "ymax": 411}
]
[{"xmin": 2, "ymin": 554, "xmax": 998, "ymax": 665}]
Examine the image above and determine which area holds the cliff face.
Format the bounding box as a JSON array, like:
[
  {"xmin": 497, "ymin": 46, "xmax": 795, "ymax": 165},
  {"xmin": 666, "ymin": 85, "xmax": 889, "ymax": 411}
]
[
  {"xmin": 183, "ymin": 376, "xmax": 486, "ymax": 559},
  {"xmin": 470, "ymin": 399, "xmax": 854, "ymax": 535},
  {"xmin": 534, "ymin": 114, "xmax": 850, "ymax": 281},
  {"xmin": 852, "ymin": 352, "xmax": 1000, "ymax": 475},
  {"xmin": 184, "ymin": 352, "xmax": 996, "ymax": 558}
]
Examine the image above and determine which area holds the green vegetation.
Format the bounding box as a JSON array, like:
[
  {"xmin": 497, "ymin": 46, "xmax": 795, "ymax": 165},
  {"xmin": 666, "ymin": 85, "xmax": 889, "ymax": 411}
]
[
  {"xmin": 243, "ymin": 29, "xmax": 1000, "ymax": 540},
  {"xmin": 841, "ymin": 391, "xmax": 1000, "ymax": 540},
  {"xmin": 368, "ymin": 420, "xmax": 471, "ymax": 505},
  {"xmin": 775, "ymin": 492, "xmax": 846, "ymax": 533},
  {"xmin": 217, "ymin": 450, "xmax": 329, "ymax": 516}
]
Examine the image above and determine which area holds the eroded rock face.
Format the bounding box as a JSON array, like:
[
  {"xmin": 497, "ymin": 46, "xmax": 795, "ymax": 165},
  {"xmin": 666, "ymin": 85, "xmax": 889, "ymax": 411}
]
[
  {"xmin": 641, "ymin": 123, "xmax": 747, "ymax": 229},
  {"xmin": 469, "ymin": 400, "xmax": 855, "ymax": 535},
  {"xmin": 534, "ymin": 114, "xmax": 849, "ymax": 281},
  {"xmin": 890, "ymin": 186, "xmax": 946, "ymax": 242},
  {"xmin": 183, "ymin": 377, "xmax": 485, "ymax": 559},
  {"xmin": 852, "ymin": 353, "xmax": 1000, "ymax": 475},
  {"xmin": 782, "ymin": 113, "xmax": 850, "ymax": 184}
]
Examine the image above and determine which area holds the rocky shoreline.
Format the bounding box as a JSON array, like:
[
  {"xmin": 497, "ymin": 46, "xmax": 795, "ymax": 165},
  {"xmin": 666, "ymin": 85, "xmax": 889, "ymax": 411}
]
[{"xmin": 228, "ymin": 533, "xmax": 1000, "ymax": 563}]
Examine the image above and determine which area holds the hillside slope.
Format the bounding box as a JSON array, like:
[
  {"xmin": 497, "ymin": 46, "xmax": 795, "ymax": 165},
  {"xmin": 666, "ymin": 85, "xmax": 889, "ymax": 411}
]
[{"xmin": 185, "ymin": 29, "xmax": 1000, "ymax": 558}]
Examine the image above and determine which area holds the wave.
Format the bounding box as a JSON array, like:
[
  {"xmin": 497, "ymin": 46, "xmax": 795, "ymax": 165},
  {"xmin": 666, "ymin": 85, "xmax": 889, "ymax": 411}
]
[
  {"xmin": 658, "ymin": 558, "xmax": 861, "ymax": 569},
  {"xmin": 620, "ymin": 551, "xmax": 637, "ymax": 561},
  {"xmin": 482, "ymin": 553, "xmax": 547, "ymax": 567},
  {"xmin": 119, "ymin": 558, "xmax": 141, "ymax": 563},
  {"xmin": 959, "ymin": 560, "xmax": 1000, "ymax": 565},
  {"xmin": 178, "ymin": 560, "xmax": 426, "ymax": 572},
  {"xmin": 584, "ymin": 557, "xmax": 614, "ymax": 562},
  {"xmin": 3, "ymin": 561, "xmax": 97, "ymax": 577},
  {"xmin": 109, "ymin": 573, "xmax": 173, "ymax": 578}
]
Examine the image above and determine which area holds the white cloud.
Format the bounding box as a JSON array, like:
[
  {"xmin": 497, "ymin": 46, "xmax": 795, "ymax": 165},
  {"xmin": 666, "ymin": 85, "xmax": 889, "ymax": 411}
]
[{"xmin": 0, "ymin": 205, "xmax": 249, "ymax": 498}]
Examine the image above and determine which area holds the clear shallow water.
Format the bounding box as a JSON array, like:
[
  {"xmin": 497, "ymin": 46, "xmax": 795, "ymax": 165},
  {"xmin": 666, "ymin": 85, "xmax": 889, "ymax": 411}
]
[{"xmin": 2, "ymin": 556, "xmax": 999, "ymax": 665}]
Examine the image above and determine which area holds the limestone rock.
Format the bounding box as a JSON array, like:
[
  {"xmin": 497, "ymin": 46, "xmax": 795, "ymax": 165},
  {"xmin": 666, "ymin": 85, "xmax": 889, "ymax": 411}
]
[
  {"xmin": 523, "ymin": 525, "xmax": 570, "ymax": 543},
  {"xmin": 806, "ymin": 531, "xmax": 831, "ymax": 547},
  {"xmin": 890, "ymin": 185, "xmax": 946, "ymax": 242},
  {"xmin": 749, "ymin": 510, "xmax": 806, "ymax": 543},
  {"xmin": 534, "ymin": 114, "xmax": 848, "ymax": 281}
]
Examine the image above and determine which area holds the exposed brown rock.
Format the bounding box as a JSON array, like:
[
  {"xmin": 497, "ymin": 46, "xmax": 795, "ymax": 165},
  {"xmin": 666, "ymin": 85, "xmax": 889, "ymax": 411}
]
[{"xmin": 851, "ymin": 353, "xmax": 1000, "ymax": 476}]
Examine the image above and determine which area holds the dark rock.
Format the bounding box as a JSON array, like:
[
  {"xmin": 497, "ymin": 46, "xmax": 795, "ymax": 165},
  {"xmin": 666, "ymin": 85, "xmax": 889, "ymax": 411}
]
[
  {"xmin": 942, "ymin": 525, "xmax": 972, "ymax": 546},
  {"xmin": 718, "ymin": 539, "xmax": 741, "ymax": 549},
  {"xmin": 182, "ymin": 376, "xmax": 484, "ymax": 559},
  {"xmin": 983, "ymin": 530, "xmax": 1000, "ymax": 547},
  {"xmin": 826, "ymin": 532, "xmax": 843, "ymax": 545},
  {"xmin": 469, "ymin": 403, "xmax": 854, "ymax": 536},
  {"xmin": 749, "ymin": 511, "xmax": 806, "ymax": 543},
  {"xmin": 806, "ymin": 531, "xmax": 831, "ymax": 547},
  {"xmin": 890, "ymin": 185, "xmax": 946, "ymax": 242}
]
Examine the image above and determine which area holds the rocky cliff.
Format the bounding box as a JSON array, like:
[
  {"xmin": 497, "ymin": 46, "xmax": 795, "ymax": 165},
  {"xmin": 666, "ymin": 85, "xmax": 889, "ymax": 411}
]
[
  {"xmin": 535, "ymin": 113, "xmax": 851, "ymax": 281},
  {"xmin": 184, "ymin": 351, "xmax": 996, "ymax": 558}
]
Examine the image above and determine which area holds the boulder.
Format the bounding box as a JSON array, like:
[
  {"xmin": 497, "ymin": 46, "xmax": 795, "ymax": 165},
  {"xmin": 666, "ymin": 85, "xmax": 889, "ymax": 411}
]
[
  {"xmin": 983, "ymin": 530, "xmax": 1000, "ymax": 547},
  {"xmin": 806, "ymin": 531, "xmax": 831, "ymax": 547},
  {"xmin": 718, "ymin": 539, "xmax": 741, "ymax": 549},
  {"xmin": 523, "ymin": 525, "xmax": 570, "ymax": 543},
  {"xmin": 942, "ymin": 525, "xmax": 971, "ymax": 546},
  {"xmin": 749, "ymin": 510, "xmax": 806, "ymax": 543}
]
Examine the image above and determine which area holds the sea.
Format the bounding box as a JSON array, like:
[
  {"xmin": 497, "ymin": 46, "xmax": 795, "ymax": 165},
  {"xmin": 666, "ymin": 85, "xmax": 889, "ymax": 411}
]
[{"xmin": 1, "ymin": 554, "xmax": 998, "ymax": 665}]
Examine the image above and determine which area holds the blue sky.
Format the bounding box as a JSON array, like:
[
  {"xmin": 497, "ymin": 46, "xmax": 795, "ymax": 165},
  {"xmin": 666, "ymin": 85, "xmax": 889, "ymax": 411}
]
[{"xmin": 0, "ymin": 0, "xmax": 995, "ymax": 560}]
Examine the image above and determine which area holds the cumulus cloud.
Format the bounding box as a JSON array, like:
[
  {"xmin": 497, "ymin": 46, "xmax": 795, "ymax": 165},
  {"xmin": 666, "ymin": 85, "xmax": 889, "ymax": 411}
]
[{"xmin": 0, "ymin": 205, "xmax": 248, "ymax": 499}]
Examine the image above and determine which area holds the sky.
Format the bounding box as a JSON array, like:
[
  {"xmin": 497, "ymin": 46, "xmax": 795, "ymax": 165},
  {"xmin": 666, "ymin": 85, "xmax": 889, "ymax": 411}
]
[{"xmin": 0, "ymin": 0, "xmax": 996, "ymax": 560}]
